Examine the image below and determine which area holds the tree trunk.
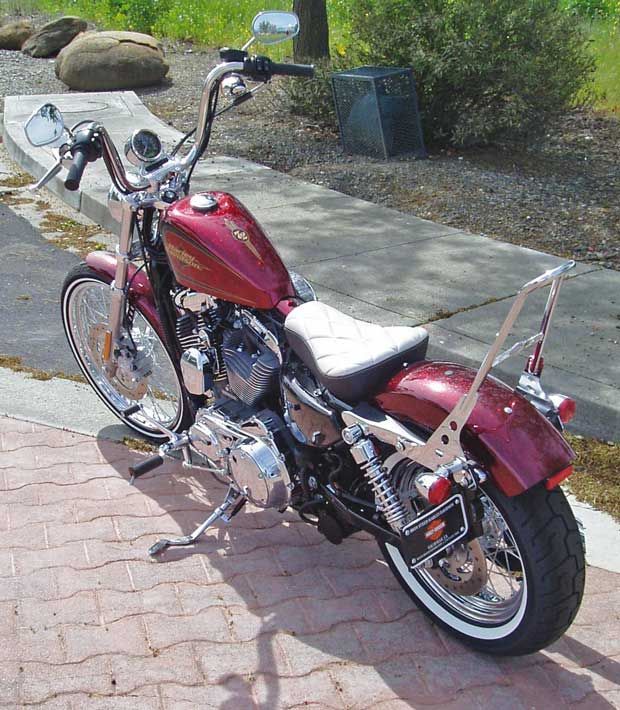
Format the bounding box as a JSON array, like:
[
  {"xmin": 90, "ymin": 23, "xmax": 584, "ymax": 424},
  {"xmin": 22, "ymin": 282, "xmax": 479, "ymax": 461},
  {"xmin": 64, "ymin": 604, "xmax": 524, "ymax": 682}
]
[{"xmin": 293, "ymin": 0, "xmax": 329, "ymax": 61}]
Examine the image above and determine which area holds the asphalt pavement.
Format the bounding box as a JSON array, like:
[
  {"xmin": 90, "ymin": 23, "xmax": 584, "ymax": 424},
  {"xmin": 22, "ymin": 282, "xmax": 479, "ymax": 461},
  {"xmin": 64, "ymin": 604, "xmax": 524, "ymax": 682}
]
[{"xmin": 0, "ymin": 202, "xmax": 80, "ymax": 375}]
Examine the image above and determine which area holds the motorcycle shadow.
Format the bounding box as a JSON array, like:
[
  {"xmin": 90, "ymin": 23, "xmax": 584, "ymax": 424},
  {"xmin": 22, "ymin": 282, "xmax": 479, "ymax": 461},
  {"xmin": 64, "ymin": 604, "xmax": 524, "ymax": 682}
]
[{"xmin": 96, "ymin": 432, "xmax": 619, "ymax": 709}]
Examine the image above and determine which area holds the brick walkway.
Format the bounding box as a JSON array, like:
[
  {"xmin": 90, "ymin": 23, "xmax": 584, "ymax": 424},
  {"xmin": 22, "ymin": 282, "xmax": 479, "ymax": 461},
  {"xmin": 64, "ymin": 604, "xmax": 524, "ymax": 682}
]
[{"xmin": 0, "ymin": 416, "xmax": 618, "ymax": 709}]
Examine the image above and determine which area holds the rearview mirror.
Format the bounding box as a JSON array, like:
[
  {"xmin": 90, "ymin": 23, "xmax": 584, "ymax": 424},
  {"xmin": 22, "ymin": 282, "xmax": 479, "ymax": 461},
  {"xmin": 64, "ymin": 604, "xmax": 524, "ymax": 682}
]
[
  {"xmin": 251, "ymin": 11, "xmax": 299, "ymax": 45},
  {"xmin": 24, "ymin": 103, "xmax": 66, "ymax": 147}
]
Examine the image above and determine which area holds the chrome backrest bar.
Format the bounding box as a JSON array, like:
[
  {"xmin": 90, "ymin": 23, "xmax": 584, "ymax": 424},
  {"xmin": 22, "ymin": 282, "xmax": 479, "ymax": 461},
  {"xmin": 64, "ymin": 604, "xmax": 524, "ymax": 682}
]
[
  {"xmin": 463, "ymin": 260, "xmax": 575, "ymax": 412},
  {"xmin": 493, "ymin": 331, "xmax": 544, "ymax": 368},
  {"xmin": 519, "ymin": 260, "xmax": 575, "ymax": 295},
  {"xmin": 386, "ymin": 260, "xmax": 577, "ymax": 474}
]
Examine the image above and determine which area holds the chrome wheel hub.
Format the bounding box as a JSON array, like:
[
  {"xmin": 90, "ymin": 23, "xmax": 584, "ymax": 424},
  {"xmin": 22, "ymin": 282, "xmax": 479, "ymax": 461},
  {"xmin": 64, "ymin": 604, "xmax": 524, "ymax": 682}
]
[{"xmin": 428, "ymin": 539, "xmax": 487, "ymax": 596}]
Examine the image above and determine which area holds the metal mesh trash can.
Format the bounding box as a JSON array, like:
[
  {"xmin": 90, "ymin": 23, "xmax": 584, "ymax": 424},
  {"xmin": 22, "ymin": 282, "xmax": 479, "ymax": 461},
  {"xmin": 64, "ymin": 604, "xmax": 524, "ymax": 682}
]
[{"xmin": 331, "ymin": 66, "xmax": 427, "ymax": 160}]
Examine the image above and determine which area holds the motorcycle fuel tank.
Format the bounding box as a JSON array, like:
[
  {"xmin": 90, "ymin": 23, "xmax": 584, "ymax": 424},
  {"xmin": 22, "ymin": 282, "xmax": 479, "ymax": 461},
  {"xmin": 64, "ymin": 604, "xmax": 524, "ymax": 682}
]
[{"xmin": 161, "ymin": 192, "xmax": 294, "ymax": 309}]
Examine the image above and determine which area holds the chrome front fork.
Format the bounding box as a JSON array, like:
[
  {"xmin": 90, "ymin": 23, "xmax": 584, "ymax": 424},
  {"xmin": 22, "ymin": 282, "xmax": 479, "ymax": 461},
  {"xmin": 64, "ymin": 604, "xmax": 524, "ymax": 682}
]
[{"xmin": 103, "ymin": 199, "xmax": 135, "ymax": 375}]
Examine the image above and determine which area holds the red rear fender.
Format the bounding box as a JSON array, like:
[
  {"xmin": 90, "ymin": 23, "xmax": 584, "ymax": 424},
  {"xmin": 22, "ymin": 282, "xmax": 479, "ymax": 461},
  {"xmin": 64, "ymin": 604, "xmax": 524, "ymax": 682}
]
[{"xmin": 373, "ymin": 361, "xmax": 575, "ymax": 496}]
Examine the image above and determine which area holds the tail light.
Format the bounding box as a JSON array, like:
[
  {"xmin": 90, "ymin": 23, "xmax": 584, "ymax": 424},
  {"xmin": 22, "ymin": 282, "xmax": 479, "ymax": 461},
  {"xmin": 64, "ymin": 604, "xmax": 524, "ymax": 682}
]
[
  {"xmin": 550, "ymin": 394, "xmax": 576, "ymax": 424},
  {"xmin": 415, "ymin": 472, "xmax": 452, "ymax": 506},
  {"xmin": 545, "ymin": 465, "xmax": 574, "ymax": 490},
  {"xmin": 428, "ymin": 477, "xmax": 452, "ymax": 505}
]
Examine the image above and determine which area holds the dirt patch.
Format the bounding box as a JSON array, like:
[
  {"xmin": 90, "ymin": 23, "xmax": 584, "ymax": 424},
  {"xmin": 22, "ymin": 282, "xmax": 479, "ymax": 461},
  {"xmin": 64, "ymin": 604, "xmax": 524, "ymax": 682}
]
[
  {"xmin": 0, "ymin": 353, "xmax": 85, "ymax": 383},
  {"xmin": 0, "ymin": 191, "xmax": 33, "ymax": 206},
  {"xmin": 567, "ymin": 434, "xmax": 620, "ymax": 522},
  {"xmin": 151, "ymin": 62, "xmax": 620, "ymax": 272},
  {"xmin": 0, "ymin": 171, "xmax": 32, "ymax": 188},
  {"xmin": 121, "ymin": 436, "xmax": 157, "ymax": 453},
  {"xmin": 39, "ymin": 212, "xmax": 106, "ymax": 255}
]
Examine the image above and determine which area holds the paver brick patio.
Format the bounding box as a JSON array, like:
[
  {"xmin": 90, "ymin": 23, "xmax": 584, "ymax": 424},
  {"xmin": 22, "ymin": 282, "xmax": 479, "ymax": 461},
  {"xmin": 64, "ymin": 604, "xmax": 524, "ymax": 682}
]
[{"xmin": 1, "ymin": 415, "xmax": 618, "ymax": 709}]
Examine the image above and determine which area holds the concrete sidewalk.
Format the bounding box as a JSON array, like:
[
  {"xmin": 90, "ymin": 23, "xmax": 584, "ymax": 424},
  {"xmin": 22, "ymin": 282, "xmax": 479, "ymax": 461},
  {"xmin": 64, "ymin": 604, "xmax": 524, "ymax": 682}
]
[
  {"xmin": 1, "ymin": 414, "xmax": 619, "ymax": 709},
  {"xmin": 3, "ymin": 92, "xmax": 620, "ymax": 441}
]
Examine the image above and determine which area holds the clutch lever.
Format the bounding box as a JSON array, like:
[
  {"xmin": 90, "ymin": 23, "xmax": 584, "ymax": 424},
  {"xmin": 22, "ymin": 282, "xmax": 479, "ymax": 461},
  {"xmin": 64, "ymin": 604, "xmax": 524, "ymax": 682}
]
[
  {"xmin": 28, "ymin": 143, "xmax": 72, "ymax": 192},
  {"xmin": 28, "ymin": 160, "xmax": 62, "ymax": 192}
]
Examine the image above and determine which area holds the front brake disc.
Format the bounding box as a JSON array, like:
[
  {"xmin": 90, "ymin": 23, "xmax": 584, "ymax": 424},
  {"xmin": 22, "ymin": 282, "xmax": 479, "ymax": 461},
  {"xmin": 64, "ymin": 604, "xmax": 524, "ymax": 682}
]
[{"xmin": 88, "ymin": 322, "xmax": 149, "ymax": 400}]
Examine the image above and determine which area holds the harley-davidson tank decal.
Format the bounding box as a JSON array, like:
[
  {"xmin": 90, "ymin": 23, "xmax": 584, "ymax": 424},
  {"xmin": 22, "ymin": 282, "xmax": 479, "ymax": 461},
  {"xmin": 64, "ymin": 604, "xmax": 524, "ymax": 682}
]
[{"xmin": 224, "ymin": 218, "xmax": 263, "ymax": 262}]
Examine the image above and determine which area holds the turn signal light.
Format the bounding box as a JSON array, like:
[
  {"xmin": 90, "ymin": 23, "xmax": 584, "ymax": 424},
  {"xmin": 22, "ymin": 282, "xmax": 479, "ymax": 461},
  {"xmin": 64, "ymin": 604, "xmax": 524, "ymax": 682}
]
[
  {"xmin": 557, "ymin": 397, "xmax": 576, "ymax": 424},
  {"xmin": 550, "ymin": 394, "xmax": 576, "ymax": 424},
  {"xmin": 428, "ymin": 477, "xmax": 452, "ymax": 506}
]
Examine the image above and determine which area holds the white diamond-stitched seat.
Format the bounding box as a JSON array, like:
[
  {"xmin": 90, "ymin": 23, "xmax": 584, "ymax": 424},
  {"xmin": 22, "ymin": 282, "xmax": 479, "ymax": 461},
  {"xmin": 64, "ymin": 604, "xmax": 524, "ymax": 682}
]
[{"xmin": 284, "ymin": 301, "xmax": 429, "ymax": 402}]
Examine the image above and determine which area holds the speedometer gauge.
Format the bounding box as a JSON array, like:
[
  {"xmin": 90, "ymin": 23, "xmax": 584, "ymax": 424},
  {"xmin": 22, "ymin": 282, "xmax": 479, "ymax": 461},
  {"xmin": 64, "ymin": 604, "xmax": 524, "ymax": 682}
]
[{"xmin": 124, "ymin": 129, "xmax": 163, "ymax": 166}]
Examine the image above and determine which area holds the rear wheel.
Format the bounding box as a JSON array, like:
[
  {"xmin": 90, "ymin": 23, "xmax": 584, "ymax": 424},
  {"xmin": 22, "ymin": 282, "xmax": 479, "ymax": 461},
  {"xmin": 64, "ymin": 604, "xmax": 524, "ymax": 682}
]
[
  {"xmin": 61, "ymin": 263, "xmax": 190, "ymax": 440},
  {"xmin": 380, "ymin": 481, "xmax": 585, "ymax": 655}
]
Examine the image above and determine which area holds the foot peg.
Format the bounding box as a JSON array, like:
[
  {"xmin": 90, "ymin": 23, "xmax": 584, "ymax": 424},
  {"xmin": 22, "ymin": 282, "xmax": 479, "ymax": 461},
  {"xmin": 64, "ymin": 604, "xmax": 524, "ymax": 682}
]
[
  {"xmin": 123, "ymin": 403, "xmax": 191, "ymax": 483},
  {"xmin": 129, "ymin": 454, "xmax": 164, "ymax": 485},
  {"xmin": 148, "ymin": 487, "xmax": 245, "ymax": 557}
]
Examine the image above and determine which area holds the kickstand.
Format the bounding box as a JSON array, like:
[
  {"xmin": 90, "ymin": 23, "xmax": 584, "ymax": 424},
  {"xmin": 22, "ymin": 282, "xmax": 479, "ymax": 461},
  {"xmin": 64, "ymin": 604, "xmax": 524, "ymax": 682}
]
[{"xmin": 148, "ymin": 487, "xmax": 245, "ymax": 557}]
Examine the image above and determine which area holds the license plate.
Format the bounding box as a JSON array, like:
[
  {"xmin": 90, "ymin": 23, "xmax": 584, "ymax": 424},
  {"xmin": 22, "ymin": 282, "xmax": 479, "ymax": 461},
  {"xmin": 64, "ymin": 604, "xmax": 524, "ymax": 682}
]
[{"xmin": 400, "ymin": 494, "xmax": 469, "ymax": 569}]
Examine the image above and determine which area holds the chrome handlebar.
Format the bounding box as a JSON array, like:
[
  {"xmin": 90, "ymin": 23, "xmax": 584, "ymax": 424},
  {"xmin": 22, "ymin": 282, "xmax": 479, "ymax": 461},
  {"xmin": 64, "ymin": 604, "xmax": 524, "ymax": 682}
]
[{"xmin": 73, "ymin": 60, "xmax": 247, "ymax": 196}]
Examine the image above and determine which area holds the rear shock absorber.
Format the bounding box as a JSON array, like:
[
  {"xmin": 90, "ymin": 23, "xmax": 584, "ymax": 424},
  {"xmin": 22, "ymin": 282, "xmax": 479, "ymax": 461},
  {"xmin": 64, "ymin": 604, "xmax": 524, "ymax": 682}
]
[{"xmin": 343, "ymin": 425, "xmax": 408, "ymax": 531}]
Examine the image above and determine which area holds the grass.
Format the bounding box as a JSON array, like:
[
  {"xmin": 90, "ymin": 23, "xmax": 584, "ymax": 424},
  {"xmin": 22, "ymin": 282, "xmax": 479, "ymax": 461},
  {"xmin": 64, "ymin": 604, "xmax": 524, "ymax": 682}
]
[
  {"xmin": 588, "ymin": 18, "xmax": 620, "ymax": 111},
  {"xmin": 567, "ymin": 434, "xmax": 620, "ymax": 522}
]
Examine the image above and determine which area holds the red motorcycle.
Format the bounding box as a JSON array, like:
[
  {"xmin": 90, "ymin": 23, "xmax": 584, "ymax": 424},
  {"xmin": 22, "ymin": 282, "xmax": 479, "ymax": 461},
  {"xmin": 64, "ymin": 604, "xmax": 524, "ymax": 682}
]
[{"xmin": 24, "ymin": 11, "xmax": 584, "ymax": 655}]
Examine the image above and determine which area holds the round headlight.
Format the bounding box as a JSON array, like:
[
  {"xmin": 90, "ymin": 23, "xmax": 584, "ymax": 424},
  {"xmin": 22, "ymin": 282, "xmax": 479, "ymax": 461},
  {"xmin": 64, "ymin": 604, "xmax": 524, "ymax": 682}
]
[
  {"xmin": 289, "ymin": 270, "xmax": 317, "ymax": 302},
  {"xmin": 124, "ymin": 129, "xmax": 163, "ymax": 167}
]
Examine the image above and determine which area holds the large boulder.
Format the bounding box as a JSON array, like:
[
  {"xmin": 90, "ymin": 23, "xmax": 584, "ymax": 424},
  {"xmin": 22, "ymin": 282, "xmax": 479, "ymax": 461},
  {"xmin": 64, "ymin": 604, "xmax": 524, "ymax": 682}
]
[
  {"xmin": 22, "ymin": 16, "xmax": 87, "ymax": 58},
  {"xmin": 0, "ymin": 19, "xmax": 34, "ymax": 50},
  {"xmin": 55, "ymin": 31, "xmax": 169, "ymax": 91}
]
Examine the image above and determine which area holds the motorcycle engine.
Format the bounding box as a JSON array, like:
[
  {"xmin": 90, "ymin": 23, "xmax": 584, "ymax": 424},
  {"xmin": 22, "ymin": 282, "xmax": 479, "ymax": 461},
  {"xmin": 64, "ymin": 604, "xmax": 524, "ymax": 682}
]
[
  {"xmin": 190, "ymin": 404, "xmax": 291, "ymax": 509},
  {"xmin": 221, "ymin": 324, "xmax": 280, "ymax": 406}
]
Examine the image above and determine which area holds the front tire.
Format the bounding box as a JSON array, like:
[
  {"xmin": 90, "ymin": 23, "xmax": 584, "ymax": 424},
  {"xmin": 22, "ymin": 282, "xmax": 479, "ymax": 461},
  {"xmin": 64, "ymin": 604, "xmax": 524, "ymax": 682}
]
[
  {"xmin": 380, "ymin": 482, "xmax": 585, "ymax": 655},
  {"xmin": 61, "ymin": 263, "xmax": 190, "ymax": 440}
]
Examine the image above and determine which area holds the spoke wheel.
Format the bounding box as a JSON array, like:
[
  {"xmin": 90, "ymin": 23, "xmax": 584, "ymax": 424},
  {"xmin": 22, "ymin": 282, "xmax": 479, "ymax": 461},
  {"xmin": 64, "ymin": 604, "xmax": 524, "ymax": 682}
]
[
  {"xmin": 417, "ymin": 491, "xmax": 526, "ymax": 625},
  {"xmin": 62, "ymin": 264, "xmax": 188, "ymax": 440},
  {"xmin": 380, "ymin": 480, "xmax": 585, "ymax": 655}
]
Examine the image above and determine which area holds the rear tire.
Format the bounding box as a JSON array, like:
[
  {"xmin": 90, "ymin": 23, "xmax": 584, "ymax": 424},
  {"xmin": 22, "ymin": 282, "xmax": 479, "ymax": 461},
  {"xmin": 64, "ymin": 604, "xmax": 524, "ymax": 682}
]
[
  {"xmin": 61, "ymin": 263, "xmax": 191, "ymax": 440},
  {"xmin": 380, "ymin": 482, "xmax": 585, "ymax": 655}
]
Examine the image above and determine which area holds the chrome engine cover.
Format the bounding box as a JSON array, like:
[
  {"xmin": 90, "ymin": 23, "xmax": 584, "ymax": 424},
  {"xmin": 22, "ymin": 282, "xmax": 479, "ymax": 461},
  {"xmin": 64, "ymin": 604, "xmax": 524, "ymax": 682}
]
[{"xmin": 190, "ymin": 407, "xmax": 291, "ymax": 509}]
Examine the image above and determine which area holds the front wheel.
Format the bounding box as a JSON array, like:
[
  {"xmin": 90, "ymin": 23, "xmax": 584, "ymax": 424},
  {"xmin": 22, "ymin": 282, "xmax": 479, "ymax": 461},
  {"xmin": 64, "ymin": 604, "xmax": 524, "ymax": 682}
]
[
  {"xmin": 62, "ymin": 263, "xmax": 190, "ymax": 440},
  {"xmin": 380, "ymin": 482, "xmax": 585, "ymax": 655}
]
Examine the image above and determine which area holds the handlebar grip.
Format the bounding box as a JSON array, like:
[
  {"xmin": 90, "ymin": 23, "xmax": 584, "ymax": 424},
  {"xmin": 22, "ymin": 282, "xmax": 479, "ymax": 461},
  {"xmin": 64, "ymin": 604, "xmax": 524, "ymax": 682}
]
[
  {"xmin": 270, "ymin": 62, "xmax": 315, "ymax": 78},
  {"xmin": 65, "ymin": 147, "xmax": 88, "ymax": 192}
]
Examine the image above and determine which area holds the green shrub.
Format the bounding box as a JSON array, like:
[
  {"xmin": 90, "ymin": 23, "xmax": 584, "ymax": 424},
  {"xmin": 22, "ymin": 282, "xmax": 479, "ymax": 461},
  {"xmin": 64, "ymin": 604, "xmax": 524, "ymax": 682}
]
[
  {"xmin": 109, "ymin": 0, "xmax": 160, "ymax": 33},
  {"xmin": 561, "ymin": 0, "xmax": 619, "ymax": 20},
  {"xmin": 349, "ymin": 0, "xmax": 595, "ymax": 146},
  {"xmin": 281, "ymin": 57, "xmax": 348, "ymax": 126}
]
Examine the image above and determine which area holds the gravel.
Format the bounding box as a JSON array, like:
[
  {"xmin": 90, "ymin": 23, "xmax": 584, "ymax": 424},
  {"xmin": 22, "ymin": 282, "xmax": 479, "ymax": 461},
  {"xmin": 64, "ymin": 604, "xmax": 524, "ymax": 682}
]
[{"xmin": 2, "ymin": 10, "xmax": 619, "ymax": 270}]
